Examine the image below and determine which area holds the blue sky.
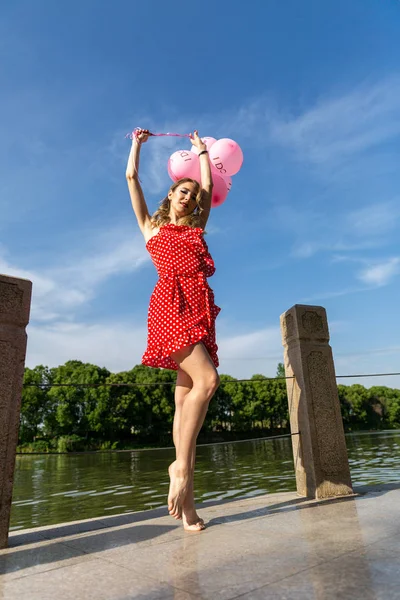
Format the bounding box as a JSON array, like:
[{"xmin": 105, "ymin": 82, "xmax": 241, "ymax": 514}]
[{"xmin": 2, "ymin": 0, "xmax": 400, "ymax": 387}]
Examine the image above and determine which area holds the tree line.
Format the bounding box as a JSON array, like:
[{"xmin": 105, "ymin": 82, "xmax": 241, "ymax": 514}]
[{"xmin": 19, "ymin": 360, "xmax": 400, "ymax": 452}]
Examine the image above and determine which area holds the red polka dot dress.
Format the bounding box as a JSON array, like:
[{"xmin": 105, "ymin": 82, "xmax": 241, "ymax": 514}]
[{"xmin": 142, "ymin": 223, "xmax": 221, "ymax": 370}]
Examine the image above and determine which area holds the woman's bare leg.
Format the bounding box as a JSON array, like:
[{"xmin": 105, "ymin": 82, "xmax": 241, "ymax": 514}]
[
  {"xmin": 174, "ymin": 369, "xmax": 204, "ymax": 530},
  {"xmin": 183, "ymin": 446, "xmax": 206, "ymax": 531},
  {"xmin": 168, "ymin": 343, "xmax": 219, "ymax": 520}
]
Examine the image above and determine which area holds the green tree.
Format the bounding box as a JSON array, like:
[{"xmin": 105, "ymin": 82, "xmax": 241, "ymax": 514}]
[
  {"xmin": 386, "ymin": 393, "xmax": 400, "ymax": 428},
  {"xmin": 89, "ymin": 370, "xmax": 143, "ymax": 441},
  {"xmin": 369, "ymin": 386, "xmax": 400, "ymax": 429},
  {"xmin": 20, "ymin": 366, "xmax": 53, "ymax": 443},
  {"xmin": 206, "ymin": 374, "xmax": 235, "ymax": 431},
  {"xmin": 229, "ymin": 380, "xmax": 254, "ymax": 431},
  {"xmin": 338, "ymin": 384, "xmax": 353, "ymax": 427},
  {"xmin": 339, "ymin": 384, "xmax": 386, "ymax": 430},
  {"xmin": 129, "ymin": 365, "xmax": 176, "ymax": 440},
  {"xmin": 276, "ymin": 363, "xmax": 285, "ymax": 378},
  {"xmin": 21, "ymin": 357, "xmax": 400, "ymax": 451},
  {"xmin": 268, "ymin": 379, "xmax": 289, "ymax": 429},
  {"xmin": 46, "ymin": 361, "xmax": 110, "ymax": 438},
  {"xmin": 247, "ymin": 375, "xmax": 271, "ymax": 429}
]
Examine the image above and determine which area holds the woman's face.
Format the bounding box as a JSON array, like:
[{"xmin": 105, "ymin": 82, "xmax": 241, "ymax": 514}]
[{"xmin": 168, "ymin": 181, "xmax": 198, "ymax": 216}]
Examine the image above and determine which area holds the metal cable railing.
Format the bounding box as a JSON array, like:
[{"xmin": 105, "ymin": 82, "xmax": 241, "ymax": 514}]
[{"xmin": 22, "ymin": 371, "xmax": 400, "ymax": 388}]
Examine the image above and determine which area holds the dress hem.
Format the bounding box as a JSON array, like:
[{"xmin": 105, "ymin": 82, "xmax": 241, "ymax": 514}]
[{"xmin": 142, "ymin": 322, "xmax": 219, "ymax": 371}]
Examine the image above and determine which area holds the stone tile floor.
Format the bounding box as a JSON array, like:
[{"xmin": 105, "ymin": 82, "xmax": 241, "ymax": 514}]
[{"xmin": 1, "ymin": 483, "xmax": 399, "ymax": 599}]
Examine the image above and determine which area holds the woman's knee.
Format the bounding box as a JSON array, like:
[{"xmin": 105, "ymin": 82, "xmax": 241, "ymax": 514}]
[
  {"xmin": 173, "ymin": 345, "xmax": 219, "ymax": 399},
  {"xmin": 200, "ymin": 370, "xmax": 220, "ymax": 399},
  {"xmin": 212, "ymin": 371, "xmax": 220, "ymax": 393}
]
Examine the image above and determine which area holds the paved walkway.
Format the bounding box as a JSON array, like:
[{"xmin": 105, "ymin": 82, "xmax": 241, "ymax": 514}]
[{"xmin": 1, "ymin": 483, "xmax": 399, "ymax": 599}]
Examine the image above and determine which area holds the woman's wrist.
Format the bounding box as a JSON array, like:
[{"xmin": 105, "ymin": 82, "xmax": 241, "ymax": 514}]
[{"xmin": 198, "ymin": 149, "xmax": 208, "ymax": 156}]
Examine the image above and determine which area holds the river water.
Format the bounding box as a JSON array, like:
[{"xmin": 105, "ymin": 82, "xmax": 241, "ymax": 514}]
[{"xmin": 10, "ymin": 430, "xmax": 400, "ymax": 531}]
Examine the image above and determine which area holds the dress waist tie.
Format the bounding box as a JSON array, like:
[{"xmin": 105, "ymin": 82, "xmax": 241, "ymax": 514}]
[{"xmin": 159, "ymin": 271, "xmax": 212, "ymax": 328}]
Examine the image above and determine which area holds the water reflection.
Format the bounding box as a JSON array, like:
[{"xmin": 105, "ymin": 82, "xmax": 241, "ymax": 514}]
[{"xmin": 10, "ymin": 430, "xmax": 400, "ymax": 530}]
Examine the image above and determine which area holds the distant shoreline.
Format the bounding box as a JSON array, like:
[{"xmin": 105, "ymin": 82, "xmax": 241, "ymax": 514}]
[{"xmin": 16, "ymin": 428, "xmax": 400, "ymax": 455}]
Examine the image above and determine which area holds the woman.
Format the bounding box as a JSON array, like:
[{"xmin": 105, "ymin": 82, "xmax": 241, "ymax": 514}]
[{"xmin": 126, "ymin": 128, "xmax": 220, "ymax": 531}]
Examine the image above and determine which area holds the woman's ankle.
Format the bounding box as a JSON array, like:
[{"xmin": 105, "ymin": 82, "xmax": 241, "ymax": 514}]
[{"xmin": 173, "ymin": 459, "xmax": 190, "ymax": 476}]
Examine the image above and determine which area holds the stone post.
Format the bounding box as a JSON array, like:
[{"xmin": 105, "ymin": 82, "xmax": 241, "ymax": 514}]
[
  {"xmin": 280, "ymin": 304, "xmax": 353, "ymax": 499},
  {"xmin": 0, "ymin": 274, "xmax": 32, "ymax": 548}
]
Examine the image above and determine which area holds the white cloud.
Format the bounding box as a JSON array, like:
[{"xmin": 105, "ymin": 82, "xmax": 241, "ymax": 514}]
[
  {"xmin": 293, "ymin": 239, "xmax": 384, "ymax": 260},
  {"xmin": 333, "ymin": 346, "xmax": 400, "ymax": 389},
  {"xmin": 218, "ymin": 327, "xmax": 281, "ymax": 359},
  {"xmin": 217, "ymin": 326, "xmax": 283, "ymax": 377},
  {"xmin": 300, "ymin": 286, "xmax": 369, "ymax": 303},
  {"xmin": 26, "ymin": 321, "xmax": 148, "ymax": 372},
  {"xmin": 272, "ymin": 200, "xmax": 391, "ymax": 261},
  {"xmin": 59, "ymin": 230, "xmax": 149, "ymax": 288},
  {"xmin": 0, "ymin": 226, "xmax": 149, "ymax": 323},
  {"xmin": 244, "ymin": 79, "xmax": 400, "ymax": 273},
  {"xmin": 291, "ymin": 241, "xmax": 322, "ymax": 259},
  {"xmin": 300, "ymin": 256, "xmax": 400, "ymax": 301},
  {"xmin": 358, "ymin": 257, "xmax": 400, "ymax": 287},
  {"xmin": 269, "ymin": 76, "xmax": 400, "ymax": 165},
  {"xmin": 25, "ymin": 320, "xmax": 284, "ymax": 378},
  {"xmin": 346, "ymin": 201, "xmax": 400, "ymax": 238},
  {"xmin": 335, "ymin": 345, "xmax": 400, "ymax": 361}
]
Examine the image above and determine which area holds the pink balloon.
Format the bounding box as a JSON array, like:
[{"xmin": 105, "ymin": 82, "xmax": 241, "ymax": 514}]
[
  {"xmin": 168, "ymin": 150, "xmax": 201, "ymax": 182},
  {"xmin": 190, "ymin": 136, "xmax": 217, "ymax": 155},
  {"xmin": 209, "ymin": 138, "xmax": 243, "ymax": 176},
  {"xmin": 211, "ymin": 173, "xmax": 229, "ymax": 208},
  {"xmin": 168, "ymin": 161, "xmax": 178, "ymax": 182},
  {"xmin": 223, "ymin": 175, "xmax": 232, "ymax": 193}
]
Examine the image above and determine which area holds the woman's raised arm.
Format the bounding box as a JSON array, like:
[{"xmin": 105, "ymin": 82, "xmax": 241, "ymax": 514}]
[
  {"xmin": 191, "ymin": 131, "xmax": 213, "ymax": 229},
  {"xmin": 125, "ymin": 130, "xmax": 152, "ymax": 236}
]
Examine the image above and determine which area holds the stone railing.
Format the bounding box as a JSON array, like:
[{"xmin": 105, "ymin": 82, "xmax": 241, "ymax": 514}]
[
  {"xmin": 280, "ymin": 304, "xmax": 353, "ymax": 499},
  {"xmin": 0, "ymin": 274, "xmax": 32, "ymax": 548}
]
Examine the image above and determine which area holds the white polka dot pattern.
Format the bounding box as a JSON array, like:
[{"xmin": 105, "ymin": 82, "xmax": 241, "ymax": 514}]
[{"xmin": 141, "ymin": 224, "xmax": 221, "ymax": 370}]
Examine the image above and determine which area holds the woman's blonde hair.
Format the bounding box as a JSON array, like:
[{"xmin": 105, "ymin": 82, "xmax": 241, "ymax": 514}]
[{"xmin": 151, "ymin": 178, "xmax": 203, "ymax": 229}]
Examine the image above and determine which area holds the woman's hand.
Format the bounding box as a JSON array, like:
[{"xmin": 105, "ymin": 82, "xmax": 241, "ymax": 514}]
[
  {"xmin": 135, "ymin": 128, "xmax": 151, "ymax": 144},
  {"xmin": 190, "ymin": 130, "xmax": 207, "ymax": 153}
]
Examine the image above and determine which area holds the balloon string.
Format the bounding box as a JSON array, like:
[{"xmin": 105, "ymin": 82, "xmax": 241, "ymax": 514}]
[
  {"xmin": 125, "ymin": 128, "xmax": 191, "ymax": 140},
  {"xmin": 126, "ymin": 128, "xmax": 191, "ymax": 182},
  {"xmin": 152, "ymin": 133, "xmax": 192, "ymax": 137}
]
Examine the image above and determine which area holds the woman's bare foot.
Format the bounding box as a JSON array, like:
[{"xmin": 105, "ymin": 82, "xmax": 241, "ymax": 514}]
[
  {"xmin": 182, "ymin": 489, "xmax": 205, "ymax": 531},
  {"xmin": 168, "ymin": 461, "xmax": 189, "ymax": 520},
  {"xmin": 182, "ymin": 506, "xmax": 205, "ymax": 532}
]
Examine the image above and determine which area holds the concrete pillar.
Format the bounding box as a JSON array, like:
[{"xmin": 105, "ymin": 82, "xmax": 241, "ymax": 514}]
[
  {"xmin": 280, "ymin": 304, "xmax": 353, "ymax": 499},
  {"xmin": 0, "ymin": 274, "xmax": 32, "ymax": 548}
]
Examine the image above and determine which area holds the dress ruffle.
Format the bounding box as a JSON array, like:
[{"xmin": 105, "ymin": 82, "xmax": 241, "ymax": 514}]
[{"xmin": 142, "ymin": 319, "xmax": 219, "ymax": 371}]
